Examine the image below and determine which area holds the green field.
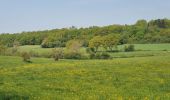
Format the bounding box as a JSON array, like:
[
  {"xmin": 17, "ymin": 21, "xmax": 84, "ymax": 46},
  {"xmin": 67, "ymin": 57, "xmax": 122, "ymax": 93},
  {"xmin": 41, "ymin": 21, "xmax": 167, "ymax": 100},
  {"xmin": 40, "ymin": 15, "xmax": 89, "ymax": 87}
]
[
  {"xmin": 0, "ymin": 44, "xmax": 170, "ymax": 99},
  {"xmin": 0, "ymin": 55, "xmax": 170, "ymax": 99}
]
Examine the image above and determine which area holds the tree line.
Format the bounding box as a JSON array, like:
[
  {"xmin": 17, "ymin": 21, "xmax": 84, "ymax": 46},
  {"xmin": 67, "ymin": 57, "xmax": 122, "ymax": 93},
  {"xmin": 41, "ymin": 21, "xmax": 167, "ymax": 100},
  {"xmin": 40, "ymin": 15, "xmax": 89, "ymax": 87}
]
[{"xmin": 0, "ymin": 19, "xmax": 170, "ymax": 48}]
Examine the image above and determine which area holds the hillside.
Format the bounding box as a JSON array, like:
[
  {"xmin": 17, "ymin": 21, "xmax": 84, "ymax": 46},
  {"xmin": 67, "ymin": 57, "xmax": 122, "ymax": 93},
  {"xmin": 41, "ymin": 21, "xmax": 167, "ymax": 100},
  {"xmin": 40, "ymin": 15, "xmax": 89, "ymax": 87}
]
[{"xmin": 0, "ymin": 19, "xmax": 170, "ymax": 48}]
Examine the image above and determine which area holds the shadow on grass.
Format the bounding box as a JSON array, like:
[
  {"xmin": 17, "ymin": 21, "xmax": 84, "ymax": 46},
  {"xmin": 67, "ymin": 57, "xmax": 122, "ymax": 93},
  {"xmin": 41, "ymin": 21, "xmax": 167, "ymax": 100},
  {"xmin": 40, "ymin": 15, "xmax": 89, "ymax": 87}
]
[{"xmin": 0, "ymin": 91, "xmax": 29, "ymax": 100}]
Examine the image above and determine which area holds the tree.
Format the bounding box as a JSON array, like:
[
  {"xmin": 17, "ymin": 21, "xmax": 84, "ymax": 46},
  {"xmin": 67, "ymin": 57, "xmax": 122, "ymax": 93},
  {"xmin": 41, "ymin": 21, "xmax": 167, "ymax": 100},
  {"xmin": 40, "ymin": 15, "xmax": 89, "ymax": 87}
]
[
  {"xmin": 65, "ymin": 40, "xmax": 83, "ymax": 59},
  {"xmin": 0, "ymin": 18, "xmax": 170, "ymax": 47},
  {"xmin": 21, "ymin": 52, "xmax": 31, "ymax": 62},
  {"xmin": 66, "ymin": 40, "xmax": 82, "ymax": 53},
  {"xmin": 135, "ymin": 19, "xmax": 147, "ymax": 27},
  {"xmin": 12, "ymin": 41, "xmax": 20, "ymax": 54},
  {"xmin": 89, "ymin": 36, "xmax": 102, "ymax": 52},
  {"xmin": 102, "ymin": 34, "xmax": 120, "ymax": 51},
  {"xmin": 0, "ymin": 42, "xmax": 6, "ymax": 55},
  {"xmin": 52, "ymin": 48, "xmax": 64, "ymax": 61},
  {"xmin": 124, "ymin": 45, "xmax": 135, "ymax": 52}
]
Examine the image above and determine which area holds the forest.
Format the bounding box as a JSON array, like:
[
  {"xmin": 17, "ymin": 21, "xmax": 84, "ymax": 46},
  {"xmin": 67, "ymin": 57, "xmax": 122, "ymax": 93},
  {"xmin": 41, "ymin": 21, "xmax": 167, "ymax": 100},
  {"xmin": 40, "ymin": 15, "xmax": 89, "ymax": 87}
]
[{"xmin": 0, "ymin": 19, "xmax": 170, "ymax": 48}]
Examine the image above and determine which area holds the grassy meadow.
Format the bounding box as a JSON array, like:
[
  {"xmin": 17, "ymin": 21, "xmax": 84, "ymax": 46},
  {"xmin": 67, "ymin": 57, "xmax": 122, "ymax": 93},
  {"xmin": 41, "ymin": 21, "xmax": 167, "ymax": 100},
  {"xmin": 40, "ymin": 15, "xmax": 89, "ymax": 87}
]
[{"xmin": 0, "ymin": 44, "xmax": 170, "ymax": 99}]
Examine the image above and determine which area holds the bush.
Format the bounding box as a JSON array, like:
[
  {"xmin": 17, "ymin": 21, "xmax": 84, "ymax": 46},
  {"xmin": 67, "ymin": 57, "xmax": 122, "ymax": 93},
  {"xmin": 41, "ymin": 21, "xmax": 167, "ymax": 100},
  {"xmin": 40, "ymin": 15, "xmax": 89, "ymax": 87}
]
[
  {"xmin": 124, "ymin": 45, "xmax": 135, "ymax": 52},
  {"xmin": 11, "ymin": 47, "xmax": 18, "ymax": 54},
  {"xmin": 86, "ymin": 47, "xmax": 95, "ymax": 54},
  {"xmin": 3, "ymin": 47, "xmax": 20, "ymax": 56},
  {"xmin": 89, "ymin": 52, "xmax": 96, "ymax": 59},
  {"xmin": 100, "ymin": 52, "xmax": 111, "ymax": 59},
  {"xmin": 64, "ymin": 40, "xmax": 83, "ymax": 59},
  {"xmin": 21, "ymin": 52, "xmax": 31, "ymax": 62},
  {"xmin": 41, "ymin": 42, "xmax": 54, "ymax": 48},
  {"xmin": 89, "ymin": 52, "xmax": 111, "ymax": 59},
  {"xmin": 52, "ymin": 48, "xmax": 64, "ymax": 61},
  {"xmin": 64, "ymin": 52, "xmax": 82, "ymax": 59},
  {"xmin": 41, "ymin": 40, "xmax": 66, "ymax": 48},
  {"xmin": 0, "ymin": 45, "xmax": 7, "ymax": 55}
]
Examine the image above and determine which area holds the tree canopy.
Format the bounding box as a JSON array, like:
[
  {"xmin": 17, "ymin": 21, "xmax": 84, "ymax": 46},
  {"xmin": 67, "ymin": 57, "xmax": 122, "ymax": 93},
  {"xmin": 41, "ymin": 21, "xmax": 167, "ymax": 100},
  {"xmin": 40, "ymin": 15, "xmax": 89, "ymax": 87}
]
[{"xmin": 0, "ymin": 19, "xmax": 170, "ymax": 48}]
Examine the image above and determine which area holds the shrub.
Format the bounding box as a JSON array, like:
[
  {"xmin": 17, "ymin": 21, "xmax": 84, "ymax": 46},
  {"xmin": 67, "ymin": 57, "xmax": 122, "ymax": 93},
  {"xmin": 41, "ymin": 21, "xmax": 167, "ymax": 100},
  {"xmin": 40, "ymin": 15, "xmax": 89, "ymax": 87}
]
[
  {"xmin": 89, "ymin": 52, "xmax": 111, "ymax": 59},
  {"xmin": 86, "ymin": 46, "xmax": 111, "ymax": 59},
  {"xmin": 64, "ymin": 52, "xmax": 82, "ymax": 59},
  {"xmin": 6, "ymin": 49, "xmax": 20, "ymax": 56},
  {"xmin": 21, "ymin": 52, "xmax": 31, "ymax": 62},
  {"xmin": 52, "ymin": 48, "xmax": 64, "ymax": 61},
  {"xmin": 66, "ymin": 40, "xmax": 82, "ymax": 52},
  {"xmin": 41, "ymin": 40, "xmax": 65, "ymax": 48},
  {"xmin": 124, "ymin": 45, "xmax": 135, "ymax": 52},
  {"xmin": 100, "ymin": 52, "xmax": 111, "ymax": 59},
  {"xmin": 11, "ymin": 47, "xmax": 18, "ymax": 54},
  {"xmin": 86, "ymin": 47, "xmax": 95, "ymax": 54},
  {"xmin": 0, "ymin": 45, "xmax": 6, "ymax": 55},
  {"xmin": 64, "ymin": 40, "xmax": 83, "ymax": 59},
  {"xmin": 89, "ymin": 52, "xmax": 96, "ymax": 59},
  {"xmin": 41, "ymin": 42, "xmax": 54, "ymax": 48},
  {"xmin": 11, "ymin": 41, "xmax": 20, "ymax": 54}
]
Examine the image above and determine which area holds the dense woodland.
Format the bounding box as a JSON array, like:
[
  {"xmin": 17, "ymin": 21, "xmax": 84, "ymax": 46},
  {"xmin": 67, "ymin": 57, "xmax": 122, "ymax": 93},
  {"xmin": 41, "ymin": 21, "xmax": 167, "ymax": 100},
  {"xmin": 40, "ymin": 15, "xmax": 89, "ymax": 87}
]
[{"xmin": 0, "ymin": 19, "xmax": 170, "ymax": 48}]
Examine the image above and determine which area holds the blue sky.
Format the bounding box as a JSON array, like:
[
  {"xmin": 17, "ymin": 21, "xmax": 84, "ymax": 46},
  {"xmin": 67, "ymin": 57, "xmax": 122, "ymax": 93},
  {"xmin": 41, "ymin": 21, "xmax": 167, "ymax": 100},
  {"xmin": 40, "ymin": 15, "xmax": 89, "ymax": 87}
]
[{"xmin": 0, "ymin": 0, "xmax": 170, "ymax": 33}]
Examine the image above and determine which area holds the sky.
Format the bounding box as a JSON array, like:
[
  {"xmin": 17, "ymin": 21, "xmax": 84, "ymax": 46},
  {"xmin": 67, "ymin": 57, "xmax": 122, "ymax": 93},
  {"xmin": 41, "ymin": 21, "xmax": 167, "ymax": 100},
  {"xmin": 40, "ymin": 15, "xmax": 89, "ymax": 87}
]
[{"xmin": 0, "ymin": 0, "xmax": 170, "ymax": 33}]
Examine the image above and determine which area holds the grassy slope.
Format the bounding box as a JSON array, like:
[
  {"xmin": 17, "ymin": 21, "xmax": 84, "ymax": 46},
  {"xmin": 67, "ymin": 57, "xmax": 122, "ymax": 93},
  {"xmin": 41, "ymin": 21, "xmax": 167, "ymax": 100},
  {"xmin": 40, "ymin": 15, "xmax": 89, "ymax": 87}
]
[{"xmin": 0, "ymin": 55, "xmax": 170, "ymax": 99}]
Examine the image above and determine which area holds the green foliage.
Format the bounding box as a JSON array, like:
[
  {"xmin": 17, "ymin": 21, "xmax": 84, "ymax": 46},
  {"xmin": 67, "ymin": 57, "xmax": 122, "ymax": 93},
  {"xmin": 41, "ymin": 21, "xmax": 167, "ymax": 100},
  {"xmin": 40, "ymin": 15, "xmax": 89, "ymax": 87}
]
[
  {"xmin": 0, "ymin": 42, "xmax": 6, "ymax": 55},
  {"xmin": 52, "ymin": 48, "xmax": 64, "ymax": 61},
  {"xmin": 100, "ymin": 52, "xmax": 111, "ymax": 59},
  {"xmin": 135, "ymin": 19, "xmax": 147, "ymax": 27},
  {"xmin": 89, "ymin": 34, "xmax": 120, "ymax": 52},
  {"xmin": 0, "ymin": 19, "xmax": 170, "ymax": 48},
  {"xmin": 64, "ymin": 40, "xmax": 83, "ymax": 59},
  {"xmin": 89, "ymin": 36, "xmax": 102, "ymax": 52},
  {"xmin": 21, "ymin": 52, "xmax": 31, "ymax": 62},
  {"xmin": 124, "ymin": 45, "xmax": 135, "ymax": 52},
  {"xmin": 41, "ymin": 38, "xmax": 65, "ymax": 48},
  {"xmin": 96, "ymin": 52, "xmax": 111, "ymax": 59},
  {"xmin": 66, "ymin": 40, "xmax": 82, "ymax": 51},
  {"xmin": 149, "ymin": 19, "xmax": 170, "ymax": 28},
  {"xmin": 86, "ymin": 47, "xmax": 95, "ymax": 54},
  {"xmin": 11, "ymin": 41, "xmax": 20, "ymax": 54},
  {"xmin": 13, "ymin": 41, "xmax": 20, "ymax": 47},
  {"xmin": 64, "ymin": 52, "xmax": 82, "ymax": 59},
  {"xmin": 88, "ymin": 52, "xmax": 111, "ymax": 59},
  {"xmin": 102, "ymin": 34, "xmax": 120, "ymax": 51}
]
